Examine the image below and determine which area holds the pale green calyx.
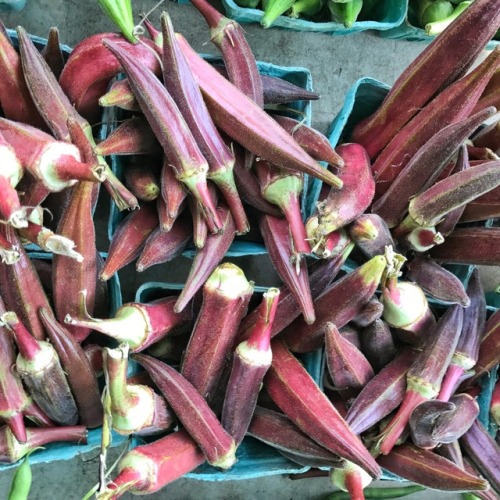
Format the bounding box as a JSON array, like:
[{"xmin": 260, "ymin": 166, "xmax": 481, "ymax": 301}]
[{"xmin": 205, "ymin": 263, "xmax": 254, "ymax": 299}]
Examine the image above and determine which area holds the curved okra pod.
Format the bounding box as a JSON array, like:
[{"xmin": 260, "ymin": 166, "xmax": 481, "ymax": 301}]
[
  {"xmin": 161, "ymin": 13, "xmax": 248, "ymax": 235},
  {"xmin": 133, "ymin": 354, "xmax": 237, "ymax": 469},
  {"xmin": 282, "ymin": 254, "xmax": 386, "ymax": 353},
  {"xmin": 66, "ymin": 295, "xmax": 193, "ymax": 353},
  {"xmin": 351, "ymin": 0, "xmax": 500, "ymax": 159},
  {"xmin": 38, "ymin": 308, "xmax": 103, "ymax": 428},
  {"xmin": 1, "ymin": 312, "xmax": 78, "ymax": 426},
  {"xmin": 181, "ymin": 264, "xmax": 254, "ymax": 402},
  {"xmin": 307, "ymin": 143, "xmax": 374, "ymax": 249},
  {"xmin": 260, "ymin": 214, "xmax": 315, "ymax": 325},
  {"xmin": 177, "ymin": 34, "xmax": 343, "ymax": 189},
  {"xmin": 103, "ymin": 38, "xmax": 222, "ymax": 233},
  {"xmin": 221, "ymin": 288, "xmax": 279, "ymax": 444},
  {"xmin": 264, "ymin": 338, "xmax": 382, "ymax": 478},
  {"xmin": 377, "ymin": 305, "xmax": 464, "ymax": 455},
  {"xmin": 372, "ymin": 107, "xmax": 495, "ymax": 227}
]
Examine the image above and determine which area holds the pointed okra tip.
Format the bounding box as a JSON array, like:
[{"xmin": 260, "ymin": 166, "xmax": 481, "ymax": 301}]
[{"xmin": 205, "ymin": 263, "xmax": 254, "ymax": 299}]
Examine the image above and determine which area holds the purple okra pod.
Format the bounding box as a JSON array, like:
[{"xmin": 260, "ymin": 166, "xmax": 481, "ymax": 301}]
[
  {"xmin": 181, "ymin": 263, "xmax": 254, "ymax": 402},
  {"xmin": 221, "ymin": 287, "xmax": 279, "ymax": 445},
  {"xmin": 351, "ymin": 298, "xmax": 384, "ymax": 328},
  {"xmin": 438, "ymin": 269, "xmax": 486, "ymax": 401},
  {"xmin": 41, "ymin": 27, "xmax": 64, "ymax": 79},
  {"xmin": 378, "ymin": 305, "xmax": 464, "ymax": 455},
  {"xmin": 349, "ymin": 214, "xmax": 395, "ymax": 259},
  {"xmin": 361, "ymin": 319, "xmax": 397, "ymax": 373}
]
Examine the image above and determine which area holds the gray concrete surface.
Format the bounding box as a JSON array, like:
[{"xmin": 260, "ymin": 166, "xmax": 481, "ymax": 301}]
[{"xmin": 0, "ymin": 1, "xmax": 492, "ymax": 499}]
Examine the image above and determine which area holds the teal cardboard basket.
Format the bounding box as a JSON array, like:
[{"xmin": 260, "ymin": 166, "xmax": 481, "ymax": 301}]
[
  {"xmin": 106, "ymin": 58, "xmax": 314, "ymax": 259},
  {"xmin": 0, "ymin": 251, "xmax": 123, "ymax": 471},
  {"xmin": 0, "ymin": 0, "xmax": 26, "ymax": 11},
  {"xmin": 130, "ymin": 281, "xmax": 323, "ymax": 480},
  {"xmin": 220, "ymin": 0, "xmax": 407, "ymax": 35}
]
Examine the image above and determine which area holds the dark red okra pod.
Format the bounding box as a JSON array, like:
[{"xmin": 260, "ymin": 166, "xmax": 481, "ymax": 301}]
[
  {"xmin": 103, "ymin": 38, "xmax": 222, "ymax": 233},
  {"xmin": 38, "ymin": 308, "xmax": 103, "ymax": 428},
  {"xmin": 181, "ymin": 263, "xmax": 253, "ymax": 402},
  {"xmin": 349, "ymin": 214, "xmax": 395, "ymax": 259},
  {"xmin": 97, "ymin": 429, "xmax": 205, "ymax": 499},
  {"xmin": 260, "ymin": 214, "xmax": 315, "ymax": 324},
  {"xmin": 2, "ymin": 311, "xmax": 78, "ymax": 426},
  {"xmin": 438, "ymin": 269, "xmax": 486, "ymax": 401},
  {"xmin": 123, "ymin": 158, "xmax": 160, "ymax": 202},
  {"xmin": 100, "ymin": 202, "xmax": 159, "ymax": 281},
  {"xmin": 351, "ymin": 298, "xmax": 384, "ymax": 328},
  {"xmin": 282, "ymin": 254, "xmax": 386, "ymax": 353},
  {"xmin": 161, "ymin": 13, "xmax": 248, "ymax": 235},
  {"xmin": 66, "ymin": 295, "xmax": 192, "ymax": 353},
  {"xmin": 133, "ymin": 354, "xmax": 237, "ymax": 469},
  {"xmin": 264, "ymin": 338, "xmax": 382, "ymax": 478},
  {"xmin": 41, "ymin": 27, "xmax": 64, "ymax": 79},
  {"xmin": 376, "ymin": 443, "xmax": 489, "ymax": 492},
  {"xmin": 351, "ymin": 0, "xmax": 500, "ymax": 159},
  {"xmin": 98, "ymin": 78, "xmax": 141, "ymax": 111},
  {"xmin": 361, "ymin": 319, "xmax": 397, "ymax": 373},
  {"xmin": 221, "ymin": 288, "xmax": 279, "ymax": 444},
  {"xmin": 378, "ymin": 305, "xmax": 464, "ymax": 455}
]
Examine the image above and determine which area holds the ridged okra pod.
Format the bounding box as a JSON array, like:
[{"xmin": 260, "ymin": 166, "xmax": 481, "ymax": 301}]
[
  {"xmin": 260, "ymin": 214, "xmax": 315, "ymax": 324},
  {"xmin": 66, "ymin": 296, "xmax": 192, "ymax": 353},
  {"xmin": 351, "ymin": 0, "xmax": 500, "ymax": 159},
  {"xmin": 361, "ymin": 319, "xmax": 397, "ymax": 372},
  {"xmin": 103, "ymin": 344, "xmax": 174, "ymax": 436},
  {"xmin": 39, "ymin": 308, "xmax": 103, "ymax": 428},
  {"xmin": 264, "ymin": 338, "xmax": 382, "ymax": 478},
  {"xmin": 103, "ymin": 38, "xmax": 222, "ymax": 233},
  {"xmin": 41, "ymin": 27, "xmax": 64, "ymax": 79},
  {"xmin": 283, "ymin": 254, "xmax": 386, "ymax": 353},
  {"xmin": 177, "ymin": 34, "xmax": 343, "ymax": 189},
  {"xmin": 98, "ymin": 78, "xmax": 141, "ymax": 111},
  {"xmin": 221, "ymin": 288, "xmax": 279, "ymax": 444},
  {"xmin": 349, "ymin": 214, "xmax": 395, "ymax": 259},
  {"xmin": 1, "ymin": 312, "xmax": 78, "ymax": 426},
  {"xmin": 133, "ymin": 354, "xmax": 237, "ymax": 469},
  {"xmin": 161, "ymin": 13, "xmax": 248, "ymax": 235},
  {"xmin": 181, "ymin": 263, "xmax": 254, "ymax": 402},
  {"xmin": 377, "ymin": 305, "xmax": 464, "ymax": 455}
]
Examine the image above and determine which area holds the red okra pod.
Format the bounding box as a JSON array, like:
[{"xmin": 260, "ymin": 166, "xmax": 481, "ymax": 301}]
[
  {"xmin": 160, "ymin": 157, "xmax": 188, "ymax": 228},
  {"xmin": 460, "ymin": 186, "xmax": 500, "ymax": 222},
  {"xmin": 0, "ymin": 425, "xmax": 87, "ymax": 464},
  {"xmin": 248, "ymin": 406, "xmax": 340, "ymax": 466},
  {"xmin": 123, "ymin": 158, "xmax": 160, "ymax": 202},
  {"xmin": 261, "ymin": 74, "xmax": 319, "ymax": 104},
  {"xmin": 308, "ymin": 143, "xmax": 374, "ymax": 249},
  {"xmin": 372, "ymin": 107, "xmax": 495, "ymax": 228},
  {"xmin": 181, "ymin": 263, "xmax": 253, "ymax": 402},
  {"xmin": 491, "ymin": 381, "xmax": 500, "ymax": 427},
  {"xmin": 133, "ymin": 354, "xmax": 237, "ymax": 469},
  {"xmin": 98, "ymin": 78, "xmax": 141, "ymax": 111},
  {"xmin": 0, "ymin": 27, "xmax": 44, "ymax": 128},
  {"xmin": 351, "ymin": 298, "xmax": 384, "ymax": 328},
  {"xmin": 406, "ymin": 255, "xmax": 470, "ymax": 307},
  {"xmin": 349, "ymin": 214, "xmax": 395, "ymax": 259},
  {"xmin": 97, "ymin": 429, "xmax": 205, "ymax": 499},
  {"xmin": 264, "ymin": 338, "xmax": 382, "ymax": 478},
  {"xmin": 161, "ymin": 13, "xmax": 248, "ymax": 235},
  {"xmin": 372, "ymin": 48, "xmax": 500, "ymax": 197},
  {"xmin": 59, "ymin": 32, "xmax": 161, "ymax": 120},
  {"xmin": 103, "ymin": 344, "xmax": 174, "ymax": 436},
  {"xmin": 351, "ymin": 0, "xmax": 500, "ymax": 159},
  {"xmin": 260, "ymin": 214, "xmax": 315, "ymax": 324},
  {"xmin": 330, "ymin": 462, "xmax": 373, "ymax": 500},
  {"xmin": 376, "ymin": 443, "xmax": 489, "ymax": 492},
  {"xmin": 272, "ymin": 115, "xmax": 344, "ymax": 168},
  {"xmin": 345, "ymin": 349, "xmax": 415, "ymax": 435},
  {"xmin": 95, "ymin": 116, "xmax": 161, "ymax": 157},
  {"xmin": 177, "ymin": 34, "xmax": 343, "ymax": 189},
  {"xmin": 221, "ymin": 288, "xmax": 279, "ymax": 444},
  {"xmin": 103, "ymin": 38, "xmax": 222, "ymax": 233},
  {"xmin": 41, "ymin": 27, "xmax": 64, "ymax": 79},
  {"xmin": 237, "ymin": 243, "xmax": 353, "ymax": 343},
  {"xmin": 282, "ymin": 254, "xmax": 386, "ymax": 353},
  {"xmin": 255, "ymin": 161, "xmax": 310, "ymax": 254},
  {"xmin": 0, "ymin": 225, "xmax": 53, "ymax": 341},
  {"xmin": 136, "ymin": 213, "xmax": 192, "ymax": 272},
  {"xmin": 174, "ymin": 203, "xmax": 236, "ymax": 313},
  {"xmin": 188, "ymin": 189, "xmax": 210, "ymax": 250},
  {"xmin": 460, "ymin": 420, "xmax": 500, "ymax": 493},
  {"xmin": 1, "ymin": 311, "xmax": 78, "ymax": 426},
  {"xmin": 38, "ymin": 308, "xmax": 103, "ymax": 428},
  {"xmin": 474, "ymin": 119, "xmax": 500, "ymax": 153},
  {"xmin": 66, "ymin": 295, "xmax": 192, "ymax": 353},
  {"xmin": 325, "ymin": 323, "xmax": 374, "ymax": 390},
  {"xmin": 430, "ymin": 227, "xmax": 500, "ymax": 265},
  {"xmin": 378, "ymin": 305, "xmax": 464, "ymax": 455},
  {"xmin": 439, "ymin": 269, "xmax": 486, "ymax": 401},
  {"xmin": 361, "ymin": 319, "xmax": 397, "ymax": 373},
  {"xmin": 100, "ymin": 202, "xmax": 159, "ymax": 281}
]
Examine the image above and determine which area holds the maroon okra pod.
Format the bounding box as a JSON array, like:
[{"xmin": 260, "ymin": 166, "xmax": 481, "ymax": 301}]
[{"xmin": 360, "ymin": 319, "xmax": 397, "ymax": 372}]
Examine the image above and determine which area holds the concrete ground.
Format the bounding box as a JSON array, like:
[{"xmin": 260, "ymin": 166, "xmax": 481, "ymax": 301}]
[{"xmin": 0, "ymin": 1, "xmax": 494, "ymax": 498}]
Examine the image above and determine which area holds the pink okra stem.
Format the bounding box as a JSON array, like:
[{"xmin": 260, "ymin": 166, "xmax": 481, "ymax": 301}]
[
  {"xmin": 0, "ymin": 311, "xmax": 40, "ymax": 360},
  {"xmin": 0, "ymin": 176, "xmax": 26, "ymax": 229}
]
